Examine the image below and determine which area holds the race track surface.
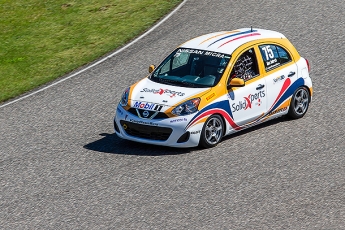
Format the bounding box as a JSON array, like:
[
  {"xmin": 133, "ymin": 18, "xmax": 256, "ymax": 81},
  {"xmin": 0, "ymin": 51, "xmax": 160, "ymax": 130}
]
[{"xmin": 1, "ymin": 0, "xmax": 345, "ymax": 229}]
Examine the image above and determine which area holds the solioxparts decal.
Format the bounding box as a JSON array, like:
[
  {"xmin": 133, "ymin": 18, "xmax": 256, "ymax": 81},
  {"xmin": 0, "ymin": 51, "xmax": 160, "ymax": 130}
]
[
  {"xmin": 140, "ymin": 88, "xmax": 185, "ymax": 97},
  {"xmin": 232, "ymin": 90, "xmax": 265, "ymax": 112}
]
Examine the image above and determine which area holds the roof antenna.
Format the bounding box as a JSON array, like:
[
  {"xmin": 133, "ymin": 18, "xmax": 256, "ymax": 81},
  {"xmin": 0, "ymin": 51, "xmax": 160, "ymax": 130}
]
[{"xmin": 251, "ymin": 26, "xmax": 253, "ymax": 32}]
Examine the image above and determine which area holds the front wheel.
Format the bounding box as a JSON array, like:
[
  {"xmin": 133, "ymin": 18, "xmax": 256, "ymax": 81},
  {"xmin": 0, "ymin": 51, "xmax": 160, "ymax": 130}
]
[
  {"xmin": 288, "ymin": 86, "xmax": 310, "ymax": 119},
  {"xmin": 199, "ymin": 114, "xmax": 224, "ymax": 148}
]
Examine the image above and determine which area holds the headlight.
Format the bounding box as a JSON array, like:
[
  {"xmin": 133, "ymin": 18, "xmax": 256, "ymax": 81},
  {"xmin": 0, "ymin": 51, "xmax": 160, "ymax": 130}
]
[
  {"xmin": 120, "ymin": 87, "xmax": 130, "ymax": 106},
  {"xmin": 172, "ymin": 98, "xmax": 200, "ymax": 116}
]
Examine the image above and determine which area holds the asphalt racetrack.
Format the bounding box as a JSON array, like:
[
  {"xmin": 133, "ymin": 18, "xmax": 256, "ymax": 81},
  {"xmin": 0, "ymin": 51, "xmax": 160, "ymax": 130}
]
[{"xmin": 1, "ymin": 0, "xmax": 345, "ymax": 228}]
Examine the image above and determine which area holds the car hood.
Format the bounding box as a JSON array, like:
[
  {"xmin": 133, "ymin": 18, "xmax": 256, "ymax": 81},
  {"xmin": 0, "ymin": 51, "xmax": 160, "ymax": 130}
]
[{"xmin": 129, "ymin": 78, "xmax": 211, "ymax": 111}]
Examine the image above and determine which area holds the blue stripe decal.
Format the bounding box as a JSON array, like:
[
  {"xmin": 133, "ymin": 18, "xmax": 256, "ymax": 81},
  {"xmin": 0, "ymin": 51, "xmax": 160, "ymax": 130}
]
[{"xmin": 187, "ymin": 100, "xmax": 232, "ymax": 127}]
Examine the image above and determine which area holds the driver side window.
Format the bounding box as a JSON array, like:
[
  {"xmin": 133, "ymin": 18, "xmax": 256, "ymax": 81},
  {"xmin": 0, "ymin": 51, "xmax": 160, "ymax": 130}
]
[
  {"xmin": 159, "ymin": 52, "xmax": 190, "ymax": 75},
  {"xmin": 172, "ymin": 52, "xmax": 189, "ymax": 69},
  {"xmin": 229, "ymin": 48, "xmax": 259, "ymax": 83}
]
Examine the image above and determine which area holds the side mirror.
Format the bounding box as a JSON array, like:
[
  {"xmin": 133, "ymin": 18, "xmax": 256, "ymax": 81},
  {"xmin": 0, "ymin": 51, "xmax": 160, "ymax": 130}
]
[
  {"xmin": 227, "ymin": 78, "xmax": 245, "ymax": 89},
  {"xmin": 149, "ymin": 65, "xmax": 155, "ymax": 73}
]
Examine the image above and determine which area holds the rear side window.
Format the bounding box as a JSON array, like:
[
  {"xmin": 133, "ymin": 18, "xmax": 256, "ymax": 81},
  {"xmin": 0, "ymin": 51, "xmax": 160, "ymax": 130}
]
[{"xmin": 259, "ymin": 44, "xmax": 292, "ymax": 71}]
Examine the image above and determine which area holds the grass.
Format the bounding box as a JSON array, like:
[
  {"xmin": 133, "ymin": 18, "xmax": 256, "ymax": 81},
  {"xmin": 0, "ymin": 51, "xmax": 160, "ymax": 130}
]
[{"xmin": 0, "ymin": 0, "xmax": 182, "ymax": 102}]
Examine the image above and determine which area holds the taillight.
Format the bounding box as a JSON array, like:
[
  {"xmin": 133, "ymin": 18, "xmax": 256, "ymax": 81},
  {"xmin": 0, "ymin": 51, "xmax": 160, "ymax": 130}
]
[{"xmin": 306, "ymin": 59, "xmax": 310, "ymax": 72}]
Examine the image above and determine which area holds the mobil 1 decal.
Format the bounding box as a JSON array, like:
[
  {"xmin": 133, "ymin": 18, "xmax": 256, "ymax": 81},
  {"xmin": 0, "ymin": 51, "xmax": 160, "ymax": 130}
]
[
  {"xmin": 232, "ymin": 90, "xmax": 265, "ymax": 112},
  {"xmin": 133, "ymin": 101, "xmax": 163, "ymax": 111}
]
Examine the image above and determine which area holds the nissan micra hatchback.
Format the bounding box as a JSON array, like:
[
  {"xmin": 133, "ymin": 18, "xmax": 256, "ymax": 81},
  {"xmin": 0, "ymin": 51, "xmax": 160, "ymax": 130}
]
[{"xmin": 114, "ymin": 28, "xmax": 312, "ymax": 148}]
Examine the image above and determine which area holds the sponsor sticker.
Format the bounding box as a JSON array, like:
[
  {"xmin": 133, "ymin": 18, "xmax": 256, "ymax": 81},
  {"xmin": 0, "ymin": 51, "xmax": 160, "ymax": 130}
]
[
  {"xmin": 129, "ymin": 119, "xmax": 158, "ymax": 126},
  {"xmin": 206, "ymin": 93, "xmax": 215, "ymax": 101},
  {"xmin": 232, "ymin": 90, "xmax": 265, "ymax": 112},
  {"xmin": 140, "ymin": 88, "xmax": 185, "ymax": 97},
  {"xmin": 190, "ymin": 130, "xmax": 201, "ymax": 134},
  {"xmin": 273, "ymin": 75, "xmax": 285, "ymax": 83},
  {"xmin": 176, "ymin": 48, "xmax": 229, "ymax": 59},
  {"xmin": 267, "ymin": 107, "xmax": 287, "ymax": 116},
  {"xmin": 170, "ymin": 118, "xmax": 188, "ymax": 123},
  {"xmin": 133, "ymin": 101, "xmax": 163, "ymax": 111}
]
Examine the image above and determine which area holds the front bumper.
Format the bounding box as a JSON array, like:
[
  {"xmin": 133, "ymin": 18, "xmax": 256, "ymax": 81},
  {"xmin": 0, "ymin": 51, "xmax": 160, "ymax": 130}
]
[{"xmin": 114, "ymin": 105, "xmax": 203, "ymax": 148}]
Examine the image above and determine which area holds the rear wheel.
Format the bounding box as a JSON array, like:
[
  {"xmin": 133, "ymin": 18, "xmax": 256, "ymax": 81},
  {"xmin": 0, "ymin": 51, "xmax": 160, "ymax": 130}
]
[
  {"xmin": 288, "ymin": 86, "xmax": 310, "ymax": 119},
  {"xmin": 199, "ymin": 114, "xmax": 224, "ymax": 148}
]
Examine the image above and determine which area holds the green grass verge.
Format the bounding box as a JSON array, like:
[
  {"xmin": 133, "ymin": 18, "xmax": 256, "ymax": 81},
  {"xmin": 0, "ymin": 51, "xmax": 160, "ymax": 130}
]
[{"xmin": 0, "ymin": 0, "xmax": 182, "ymax": 102}]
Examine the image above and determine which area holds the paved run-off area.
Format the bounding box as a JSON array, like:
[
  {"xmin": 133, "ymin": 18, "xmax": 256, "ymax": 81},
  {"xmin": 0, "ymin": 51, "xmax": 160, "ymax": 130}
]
[{"xmin": 1, "ymin": 0, "xmax": 345, "ymax": 228}]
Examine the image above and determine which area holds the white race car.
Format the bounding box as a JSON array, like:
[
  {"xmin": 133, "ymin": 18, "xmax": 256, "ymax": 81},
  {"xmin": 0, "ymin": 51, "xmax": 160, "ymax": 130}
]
[{"xmin": 114, "ymin": 28, "xmax": 312, "ymax": 148}]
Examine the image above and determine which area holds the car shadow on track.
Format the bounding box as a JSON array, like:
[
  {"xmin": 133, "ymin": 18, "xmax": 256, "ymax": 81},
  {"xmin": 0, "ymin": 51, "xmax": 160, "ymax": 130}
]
[
  {"xmin": 83, "ymin": 133, "xmax": 199, "ymax": 156},
  {"xmin": 84, "ymin": 116, "xmax": 295, "ymax": 156},
  {"xmin": 221, "ymin": 116, "xmax": 295, "ymax": 141}
]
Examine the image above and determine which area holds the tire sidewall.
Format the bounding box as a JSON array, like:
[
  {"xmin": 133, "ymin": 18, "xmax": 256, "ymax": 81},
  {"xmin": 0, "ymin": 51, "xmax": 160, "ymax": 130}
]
[
  {"xmin": 288, "ymin": 86, "xmax": 310, "ymax": 119},
  {"xmin": 199, "ymin": 114, "xmax": 224, "ymax": 148}
]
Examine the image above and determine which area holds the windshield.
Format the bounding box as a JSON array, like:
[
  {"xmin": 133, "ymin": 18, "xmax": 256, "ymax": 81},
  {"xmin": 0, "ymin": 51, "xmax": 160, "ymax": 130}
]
[{"xmin": 149, "ymin": 48, "xmax": 231, "ymax": 88}]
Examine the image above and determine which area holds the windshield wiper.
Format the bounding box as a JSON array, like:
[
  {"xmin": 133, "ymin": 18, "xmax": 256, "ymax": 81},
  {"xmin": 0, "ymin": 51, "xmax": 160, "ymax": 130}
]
[
  {"xmin": 158, "ymin": 78, "xmax": 186, "ymax": 86},
  {"xmin": 154, "ymin": 77, "xmax": 209, "ymax": 88}
]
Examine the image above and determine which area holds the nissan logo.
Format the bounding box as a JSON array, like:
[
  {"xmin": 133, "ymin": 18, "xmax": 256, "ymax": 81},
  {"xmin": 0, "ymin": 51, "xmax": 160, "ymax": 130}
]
[{"xmin": 142, "ymin": 110, "xmax": 149, "ymax": 118}]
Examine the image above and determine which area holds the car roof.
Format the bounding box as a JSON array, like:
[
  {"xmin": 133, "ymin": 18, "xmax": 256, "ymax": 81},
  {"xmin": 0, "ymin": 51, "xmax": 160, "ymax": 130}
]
[{"xmin": 179, "ymin": 28, "xmax": 286, "ymax": 55}]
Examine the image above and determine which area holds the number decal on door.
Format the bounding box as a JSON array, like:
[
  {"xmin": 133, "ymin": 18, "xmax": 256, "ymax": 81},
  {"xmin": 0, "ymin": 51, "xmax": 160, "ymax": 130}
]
[{"xmin": 261, "ymin": 45, "xmax": 274, "ymax": 60}]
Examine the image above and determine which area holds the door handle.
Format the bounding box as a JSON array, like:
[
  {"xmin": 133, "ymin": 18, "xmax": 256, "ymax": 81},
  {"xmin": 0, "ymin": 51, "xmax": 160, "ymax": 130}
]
[
  {"xmin": 256, "ymin": 84, "xmax": 265, "ymax": 90},
  {"xmin": 288, "ymin": 71, "xmax": 296, "ymax": 77}
]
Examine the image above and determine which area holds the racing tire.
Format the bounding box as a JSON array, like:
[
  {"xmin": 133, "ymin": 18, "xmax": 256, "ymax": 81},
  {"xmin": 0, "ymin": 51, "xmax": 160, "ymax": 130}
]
[
  {"xmin": 199, "ymin": 114, "xmax": 224, "ymax": 148},
  {"xmin": 288, "ymin": 86, "xmax": 310, "ymax": 119}
]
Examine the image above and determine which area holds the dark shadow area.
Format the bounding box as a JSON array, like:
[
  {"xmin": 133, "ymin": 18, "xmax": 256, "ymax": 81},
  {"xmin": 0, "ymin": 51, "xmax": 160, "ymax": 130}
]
[
  {"xmin": 84, "ymin": 116, "xmax": 295, "ymax": 156},
  {"xmin": 84, "ymin": 133, "xmax": 199, "ymax": 156}
]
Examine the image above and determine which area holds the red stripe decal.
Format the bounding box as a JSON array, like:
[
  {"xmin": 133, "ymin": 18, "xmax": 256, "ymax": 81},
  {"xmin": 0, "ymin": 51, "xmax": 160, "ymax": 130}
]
[
  {"xmin": 269, "ymin": 78, "xmax": 291, "ymax": 111},
  {"xmin": 186, "ymin": 109, "xmax": 241, "ymax": 131}
]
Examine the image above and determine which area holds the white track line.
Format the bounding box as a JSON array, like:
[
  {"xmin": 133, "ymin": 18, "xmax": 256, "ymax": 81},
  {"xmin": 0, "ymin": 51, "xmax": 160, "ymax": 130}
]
[{"xmin": 0, "ymin": 0, "xmax": 187, "ymax": 109}]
